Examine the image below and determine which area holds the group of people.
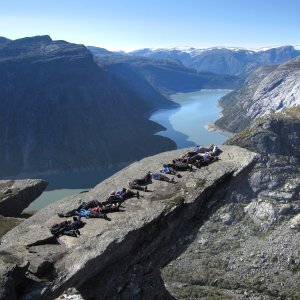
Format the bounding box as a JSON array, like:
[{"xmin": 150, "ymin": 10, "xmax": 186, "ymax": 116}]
[{"xmin": 50, "ymin": 145, "xmax": 221, "ymax": 237}]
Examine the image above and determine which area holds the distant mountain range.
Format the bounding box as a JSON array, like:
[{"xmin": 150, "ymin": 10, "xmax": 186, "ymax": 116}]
[
  {"xmin": 215, "ymin": 57, "xmax": 300, "ymax": 132},
  {"xmin": 0, "ymin": 36, "xmax": 239, "ymax": 177},
  {"xmin": 89, "ymin": 51, "xmax": 241, "ymax": 95},
  {"xmin": 125, "ymin": 45, "xmax": 300, "ymax": 78}
]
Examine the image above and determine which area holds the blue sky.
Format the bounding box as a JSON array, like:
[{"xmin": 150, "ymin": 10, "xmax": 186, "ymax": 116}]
[{"xmin": 1, "ymin": 0, "xmax": 299, "ymax": 51}]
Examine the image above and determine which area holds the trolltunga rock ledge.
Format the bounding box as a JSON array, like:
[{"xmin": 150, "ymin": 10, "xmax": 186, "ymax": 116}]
[{"xmin": 0, "ymin": 146, "xmax": 257, "ymax": 299}]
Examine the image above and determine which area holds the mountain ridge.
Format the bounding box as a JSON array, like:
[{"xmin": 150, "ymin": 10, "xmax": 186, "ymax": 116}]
[
  {"xmin": 215, "ymin": 57, "xmax": 300, "ymax": 132},
  {"xmin": 125, "ymin": 45, "xmax": 300, "ymax": 77},
  {"xmin": 0, "ymin": 36, "xmax": 177, "ymax": 177}
]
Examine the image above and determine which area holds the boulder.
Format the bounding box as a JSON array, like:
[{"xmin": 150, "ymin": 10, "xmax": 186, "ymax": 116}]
[
  {"xmin": 0, "ymin": 179, "xmax": 48, "ymax": 217},
  {"xmin": 0, "ymin": 146, "xmax": 257, "ymax": 299},
  {"xmin": 290, "ymin": 213, "xmax": 300, "ymax": 230},
  {"xmin": 244, "ymin": 199, "xmax": 277, "ymax": 226}
]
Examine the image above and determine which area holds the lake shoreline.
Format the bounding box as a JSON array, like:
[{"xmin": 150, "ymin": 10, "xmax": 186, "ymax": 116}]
[
  {"xmin": 205, "ymin": 122, "xmax": 234, "ymax": 138},
  {"xmin": 150, "ymin": 89, "xmax": 232, "ymax": 148}
]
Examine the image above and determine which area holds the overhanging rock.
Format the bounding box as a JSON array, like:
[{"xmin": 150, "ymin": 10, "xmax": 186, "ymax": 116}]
[
  {"xmin": 0, "ymin": 146, "xmax": 257, "ymax": 299},
  {"xmin": 0, "ymin": 179, "xmax": 48, "ymax": 217}
]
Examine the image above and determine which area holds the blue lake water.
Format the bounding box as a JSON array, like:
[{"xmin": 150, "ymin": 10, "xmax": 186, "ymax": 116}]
[
  {"xmin": 150, "ymin": 89, "xmax": 231, "ymax": 148},
  {"xmin": 24, "ymin": 89, "xmax": 230, "ymax": 212}
]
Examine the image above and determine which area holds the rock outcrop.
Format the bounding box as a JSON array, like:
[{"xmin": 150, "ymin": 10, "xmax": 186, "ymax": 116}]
[
  {"xmin": 215, "ymin": 57, "xmax": 300, "ymax": 132},
  {"xmin": 0, "ymin": 179, "xmax": 48, "ymax": 217},
  {"xmin": 0, "ymin": 146, "xmax": 256, "ymax": 299}
]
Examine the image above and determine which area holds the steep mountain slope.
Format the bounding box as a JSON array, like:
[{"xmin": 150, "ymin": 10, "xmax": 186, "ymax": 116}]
[
  {"xmin": 162, "ymin": 106, "xmax": 300, "ymax": 299},
  {"xmin": 129, "ymin": 46, "xmax": 300, "ymax": 77},
  {"xmin": 0, "ymin": 36, "xmax": 176, "ymax": 177},
  {"xmin": 215, "ymin": 57, "xmax": 300, "ymax": 132},
  {"xmin": 89, "ymin": 51, "xmax": 241, "ymax": 95}
]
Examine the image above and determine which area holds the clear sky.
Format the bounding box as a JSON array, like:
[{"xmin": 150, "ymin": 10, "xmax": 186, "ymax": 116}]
[{"xmin": 0, "ymin": 0, "xmax": 299, "ymax": 51}]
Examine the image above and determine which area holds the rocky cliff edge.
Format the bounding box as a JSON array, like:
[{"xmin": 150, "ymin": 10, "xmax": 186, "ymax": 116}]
[{"xmin": 0, "ymin": 146, "xmax": 257, "ymax": 299}]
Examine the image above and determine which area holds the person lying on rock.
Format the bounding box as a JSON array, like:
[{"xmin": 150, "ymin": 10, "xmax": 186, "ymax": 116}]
[
  {"xmin": 161, "ymin": 164, "xmax": 182, "ymax": 178},
  {"xmin": 171, "ymin": 159, "xmax": 194, "ymax": 171},
  {"xmin": 128, "ymin": 172, "xmax": 152, "ymax": 191},
  {"xmin": 194, "ymin": 153, "xmax": 219, "ymax": 168},
  {"xmin": 102, "ymin": 187, "xmax": 139, "ymax": 205},
  {"xmin": 50, "ymin": 216, "xmax": 85, "ymax": 237},
  {"xmin": 58, "ymin": 199, "xmax": 120, "ymax": 218},
  {"xmin": 150, "ymin": 172, "xmax": 175, "ymax": 183}
]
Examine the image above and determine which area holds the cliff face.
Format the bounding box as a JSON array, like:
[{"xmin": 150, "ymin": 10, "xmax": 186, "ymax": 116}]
[
  {"xmin": 0, "ymin": 146, "xmax": 256, "ymax": 299},
  {"xmin": 0, "ymin": 36, "xmax": 176, "ymax": 177},
  {"xmin": 215, "ymin": 57, "xmax": 300, "ymax": 133},
  {"xmin": 162, "ymin": 107, "xmax": 300, "ymax": 299}
]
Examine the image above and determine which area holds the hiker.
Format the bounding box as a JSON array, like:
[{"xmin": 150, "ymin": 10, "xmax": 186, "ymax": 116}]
[
  {"xmin": 161, "ymin": 164, "xmax": 183, "ymax": 178},
  {"xmin": 102, "ymin": 187, "xmax": 139, "ymax": 205},
  {"xmin": 172, "ymin": 159, "xmax": 194, "ymax": 171},
  {"xmin": 58, "ymin": 197, "xmax": 122, "ymax": 218},
  {"xmin": 128, "ymin": 172, "xmax": 152, "ymax": 191},
  {"xmin": 212, "ymin": 145, "xmax": 222, "ymax": 156},
  {"xmin": 194, "ymin": 145, "xmax": 214, "ymax": 153},
  {"xmin": 88, "ymin": 204, "xmax": 120, "ymax": 219},
  {"xmin": 58, "ymin": 199, "xmax": 101, "ymax": 218},
  {"xmin": 194, "ymin": 153, "xmax": 219, "ymax": 168},
  {"xmin": 161, "ymin": 164, "xmax": 177, "ymax": 175},
  {"xmin": 150, "ymin": 172, "xmax": 175, "ymax": 183},
  {"xmin": 50, "ymin": 217, "xmax": 85, "ymax": 237}
]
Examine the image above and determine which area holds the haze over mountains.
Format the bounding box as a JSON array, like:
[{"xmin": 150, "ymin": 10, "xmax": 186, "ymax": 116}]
[{"xmin": 127, "ymin": 45, "xmax": 300, "ymax": 78}]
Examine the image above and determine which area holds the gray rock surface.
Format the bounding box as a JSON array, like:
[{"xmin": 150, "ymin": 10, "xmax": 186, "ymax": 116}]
[
  {"xmin": 0, "ymin": 179, "xmax": 48, "ymax": 217},
  {"xmin": 0, "ymin": 146, "xmax": 256, "ymax": 299}
]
